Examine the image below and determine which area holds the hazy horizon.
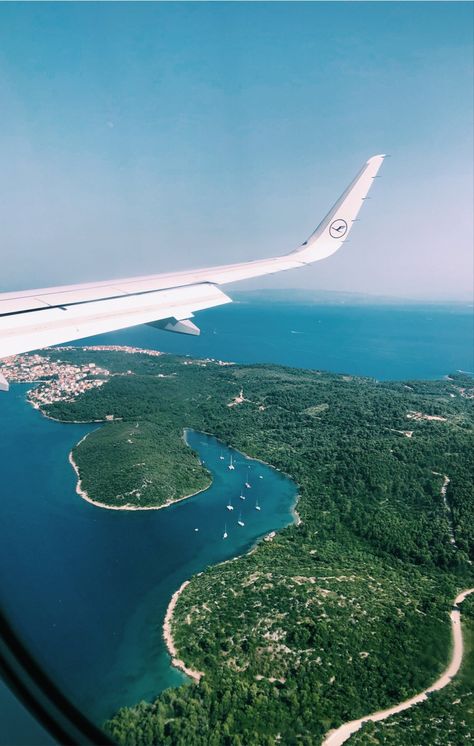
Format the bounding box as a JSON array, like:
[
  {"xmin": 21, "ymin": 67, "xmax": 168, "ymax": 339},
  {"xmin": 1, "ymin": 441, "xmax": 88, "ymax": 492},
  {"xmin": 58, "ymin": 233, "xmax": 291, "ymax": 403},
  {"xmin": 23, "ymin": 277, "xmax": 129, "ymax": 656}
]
[
  {"xmin": 1, "ymin": 2, "xmax": 473, "ymax": 301},
  {"xmin": 233, "ymin": 287, "xmax": 474, "ymax": 304}
]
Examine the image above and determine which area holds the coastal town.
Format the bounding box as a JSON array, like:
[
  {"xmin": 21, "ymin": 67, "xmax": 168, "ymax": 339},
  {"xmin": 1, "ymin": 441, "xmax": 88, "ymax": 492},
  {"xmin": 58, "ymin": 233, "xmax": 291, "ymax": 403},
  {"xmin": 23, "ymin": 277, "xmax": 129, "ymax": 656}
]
[
  {"xmin": 0, "ymin": 345, "xmax": 162, "ymax": 409},
  {"xmin": 0, "ymin": 345, "xmax": 236, "ymax": 409},
  {"xmin": 0, "ymin": 351, "xmax": 110, "ymax": 408}
]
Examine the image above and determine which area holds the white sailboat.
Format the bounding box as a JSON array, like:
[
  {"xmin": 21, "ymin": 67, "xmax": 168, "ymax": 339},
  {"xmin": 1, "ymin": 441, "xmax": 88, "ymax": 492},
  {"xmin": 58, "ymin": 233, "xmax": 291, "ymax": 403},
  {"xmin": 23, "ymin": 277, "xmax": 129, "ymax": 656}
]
[
  {"xmin": 245, "ymin": 467, "xmax": 251, "ymax": 488},
  {"xmin": 223, "ymin": 524, "xmax": 228, "ymax": 539},
  {"xmin": 219, "ymin": 450, "xmax": 225, "ymax": 461},
  {"xmin": 239, "ymin": 490, "xmax": 246, "ymax": 500},
  {"xmin": 228, "ymin": 454, "xmax": 235, "ymax": 471},
  {"xmin": 226, "ymin": 496, "xmax": 234, "ymax": 511},
  {"xmin": 237, "ymin": 512, "xmax": 245, "ymax": 527},
  {"xmin": 255, "ymin": 498, "xmax": 261, "ymax": 511}
]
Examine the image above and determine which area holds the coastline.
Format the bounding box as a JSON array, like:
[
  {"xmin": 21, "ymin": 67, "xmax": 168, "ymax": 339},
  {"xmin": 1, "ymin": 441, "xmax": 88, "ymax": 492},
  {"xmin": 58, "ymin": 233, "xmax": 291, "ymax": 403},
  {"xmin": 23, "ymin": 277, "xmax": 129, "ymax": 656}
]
[
  {"xmin": 30, "ymin": 394, "xmax": 212, "ymax": 512},
  {"xmin": 161, "ymin": 528, "xmax": 292, "ymax": 684},
  {"xmin": 185, "ymin": 428, "xmax": 302, "ymax": 526},
  {"xmin": 162, "ymin": 581, "xmax": 205, "ymax": 683},
  {"xmin": 33, "ymin": 383, "xmax": 301, "ymax": 689},
  {"xmin": 68, "ymin": 434, "xmax": 211, "ymax": 512},
  {"xmin": 161, "ymin": 437, "xmax": 300, "ymax": 685},
  {"xmin": 67, "ymin": 408, "xmax": 301, "ymax": 685},
  {"xmin": 28, "ymin": 384, "xmax": 299, "ymax": 519},
  {"xmin": 18, "ymin": 379, "xmax": 300, "ymax": 707}
]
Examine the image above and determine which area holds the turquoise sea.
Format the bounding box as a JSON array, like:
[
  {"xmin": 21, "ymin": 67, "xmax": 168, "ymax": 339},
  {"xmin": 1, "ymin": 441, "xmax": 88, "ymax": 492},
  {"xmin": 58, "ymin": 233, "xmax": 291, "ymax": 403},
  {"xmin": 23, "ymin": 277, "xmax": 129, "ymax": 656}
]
[{"xmin": 1, "ymin": 299, "xmax": 473, "ymax": 744}]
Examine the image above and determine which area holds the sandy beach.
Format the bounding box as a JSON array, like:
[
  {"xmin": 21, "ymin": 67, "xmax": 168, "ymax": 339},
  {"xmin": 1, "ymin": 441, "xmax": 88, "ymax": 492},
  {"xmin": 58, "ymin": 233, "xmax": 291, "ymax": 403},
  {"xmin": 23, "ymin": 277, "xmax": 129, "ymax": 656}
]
[{"xmin": 162, "ymin": 581, "xmax": 204, "ymax": 683}]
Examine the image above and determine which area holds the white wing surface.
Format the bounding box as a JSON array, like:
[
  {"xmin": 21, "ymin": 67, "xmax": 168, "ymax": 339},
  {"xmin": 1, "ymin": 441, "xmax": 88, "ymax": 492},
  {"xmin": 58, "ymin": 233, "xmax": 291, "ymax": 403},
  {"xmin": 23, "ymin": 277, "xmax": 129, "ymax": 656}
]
[{"xmin": 0, "ymin": 154, "xmax": 385, "ymax": 383}]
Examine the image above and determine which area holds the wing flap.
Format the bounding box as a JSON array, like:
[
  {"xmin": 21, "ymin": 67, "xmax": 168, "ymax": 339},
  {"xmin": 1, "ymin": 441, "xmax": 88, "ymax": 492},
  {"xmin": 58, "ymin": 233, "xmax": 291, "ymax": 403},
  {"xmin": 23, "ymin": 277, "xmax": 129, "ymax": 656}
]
[{"xmin": 0, "ymin": 283, "xmax": 231, "ymax": 359}]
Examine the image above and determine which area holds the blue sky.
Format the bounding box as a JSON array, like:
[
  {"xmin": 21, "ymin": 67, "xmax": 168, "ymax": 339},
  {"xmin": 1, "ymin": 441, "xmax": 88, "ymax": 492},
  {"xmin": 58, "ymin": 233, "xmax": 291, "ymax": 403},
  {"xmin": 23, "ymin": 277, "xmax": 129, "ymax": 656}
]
[{"xmin": 0, "ymin": 2, "xmax": 472, "ymax": 299}]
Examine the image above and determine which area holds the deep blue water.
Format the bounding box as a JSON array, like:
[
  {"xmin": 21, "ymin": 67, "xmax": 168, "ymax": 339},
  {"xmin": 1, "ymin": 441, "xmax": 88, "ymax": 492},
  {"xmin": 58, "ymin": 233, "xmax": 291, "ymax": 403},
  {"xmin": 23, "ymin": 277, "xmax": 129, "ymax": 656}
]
[
  {"xmin": 72, "ymin": 300, "xmax": 473, "ymax": 381},
  {"xmin": 0, "ymin": 387, "xmax": 296, "ymax": 726}
]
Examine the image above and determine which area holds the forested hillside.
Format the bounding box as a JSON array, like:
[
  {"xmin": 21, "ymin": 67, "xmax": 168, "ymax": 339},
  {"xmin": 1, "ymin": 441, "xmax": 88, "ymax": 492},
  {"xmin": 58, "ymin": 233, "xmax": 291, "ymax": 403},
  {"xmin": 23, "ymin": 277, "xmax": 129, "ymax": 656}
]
[
  {"xmin": 351, "ymin": 594, "xmax": 474, "ymax": 745},
  {"xmin": 41, "ymin": 349, "xmax": 473, "ymax": 744}
]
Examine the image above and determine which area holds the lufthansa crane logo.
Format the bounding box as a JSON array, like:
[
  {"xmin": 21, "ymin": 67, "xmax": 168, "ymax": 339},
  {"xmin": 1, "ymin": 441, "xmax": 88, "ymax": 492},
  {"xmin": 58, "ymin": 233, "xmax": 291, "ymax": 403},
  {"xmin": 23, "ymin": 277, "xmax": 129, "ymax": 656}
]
[{"xmin": 329, "ymin": 218, "xmax": 348, "ymax": 239}]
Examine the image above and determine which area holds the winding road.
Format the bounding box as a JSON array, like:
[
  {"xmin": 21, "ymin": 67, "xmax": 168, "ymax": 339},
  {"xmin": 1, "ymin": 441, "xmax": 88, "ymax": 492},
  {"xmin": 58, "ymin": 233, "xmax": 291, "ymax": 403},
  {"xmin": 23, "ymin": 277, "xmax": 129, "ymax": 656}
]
[{"xmin": 322, "ymin": 588, "xmax": 474, "ymax": 746}]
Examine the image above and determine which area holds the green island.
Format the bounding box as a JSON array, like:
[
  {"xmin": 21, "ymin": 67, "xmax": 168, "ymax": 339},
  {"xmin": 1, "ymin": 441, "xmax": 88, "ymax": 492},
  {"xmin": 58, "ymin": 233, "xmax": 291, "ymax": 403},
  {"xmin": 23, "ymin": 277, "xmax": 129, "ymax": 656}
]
[{"xmin": 27, "ymin": 348, "xmax": 474, "ymax": 744}]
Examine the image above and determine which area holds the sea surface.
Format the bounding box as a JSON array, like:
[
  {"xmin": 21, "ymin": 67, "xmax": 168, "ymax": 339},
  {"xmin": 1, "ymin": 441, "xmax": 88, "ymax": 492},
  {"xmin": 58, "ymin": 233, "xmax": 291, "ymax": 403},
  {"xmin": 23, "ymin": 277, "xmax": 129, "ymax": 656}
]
[
  {"xmin": 0, "ymin": 389, "xmax": 297, "ymax": 730},
  {"xmin": 1, "ymin": 299, "xmax": 473, "ymax": 744},
  {"xmin": 72, "ymin": 299, "xmax": 473, "ymax": 380}
]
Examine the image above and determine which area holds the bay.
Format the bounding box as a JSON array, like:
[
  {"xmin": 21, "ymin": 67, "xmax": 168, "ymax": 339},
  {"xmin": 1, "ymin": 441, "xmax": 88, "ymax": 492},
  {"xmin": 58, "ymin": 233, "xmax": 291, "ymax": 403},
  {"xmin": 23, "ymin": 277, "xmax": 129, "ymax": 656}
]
[{"xmin": 0, "ymin": 388, "xmax": 297, "ymax": 724}]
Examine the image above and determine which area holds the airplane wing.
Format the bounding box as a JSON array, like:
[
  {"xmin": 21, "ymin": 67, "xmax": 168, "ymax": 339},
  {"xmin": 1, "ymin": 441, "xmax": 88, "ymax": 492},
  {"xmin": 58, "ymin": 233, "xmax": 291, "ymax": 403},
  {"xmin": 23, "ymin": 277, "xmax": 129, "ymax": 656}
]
[{"xmin": 0, "ymin": 154, "xmax": 385, "ymax": 389}]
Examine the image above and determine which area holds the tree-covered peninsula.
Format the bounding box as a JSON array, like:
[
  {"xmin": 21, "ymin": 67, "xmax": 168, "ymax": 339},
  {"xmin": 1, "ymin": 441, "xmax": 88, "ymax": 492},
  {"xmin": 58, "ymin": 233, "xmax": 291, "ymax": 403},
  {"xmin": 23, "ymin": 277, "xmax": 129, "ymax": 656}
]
[{"xmin": 22, "ymin": 348, "xmax": 474, "ymax": 744}]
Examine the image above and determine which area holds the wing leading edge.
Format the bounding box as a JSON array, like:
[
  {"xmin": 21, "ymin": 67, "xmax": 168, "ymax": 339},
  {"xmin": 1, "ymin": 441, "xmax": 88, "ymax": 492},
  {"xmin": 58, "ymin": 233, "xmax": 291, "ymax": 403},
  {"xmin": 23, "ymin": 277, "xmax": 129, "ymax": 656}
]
[{"xmin": 0, "ymin": 154, "xmax": 386, "ymax": 383}]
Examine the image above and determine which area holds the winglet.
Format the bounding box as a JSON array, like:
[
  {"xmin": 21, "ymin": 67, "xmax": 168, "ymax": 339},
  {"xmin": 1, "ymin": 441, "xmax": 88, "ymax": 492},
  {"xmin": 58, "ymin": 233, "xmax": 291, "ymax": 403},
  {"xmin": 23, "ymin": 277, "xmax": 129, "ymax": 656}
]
[
  {"xmin": 0, "ymin": 153, "xmax": 387, "ymax": 372},
  {"xmin": 291, "ymin": 154, "xmax": 386, "ymax": 265}
]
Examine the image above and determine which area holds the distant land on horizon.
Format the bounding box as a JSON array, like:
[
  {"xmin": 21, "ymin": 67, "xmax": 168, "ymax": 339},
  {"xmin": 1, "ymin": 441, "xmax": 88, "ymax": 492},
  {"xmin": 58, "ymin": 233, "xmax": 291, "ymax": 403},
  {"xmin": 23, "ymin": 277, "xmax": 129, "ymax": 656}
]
[
  {"xmin": 233, "ymin": 288, "xmax": 473, "ymax": 307},
  {"xmin": 0, "ymin": 283, "xmax": 472, "ymax": 308}
]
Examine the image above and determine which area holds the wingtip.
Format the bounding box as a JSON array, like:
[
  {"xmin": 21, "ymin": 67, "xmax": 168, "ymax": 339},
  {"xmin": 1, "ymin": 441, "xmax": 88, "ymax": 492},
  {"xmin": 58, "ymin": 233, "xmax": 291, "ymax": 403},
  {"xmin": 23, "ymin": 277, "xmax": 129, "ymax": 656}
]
[{"xmin": 367, "ymin": 153, "xmax": 387, "ymax": 163}]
